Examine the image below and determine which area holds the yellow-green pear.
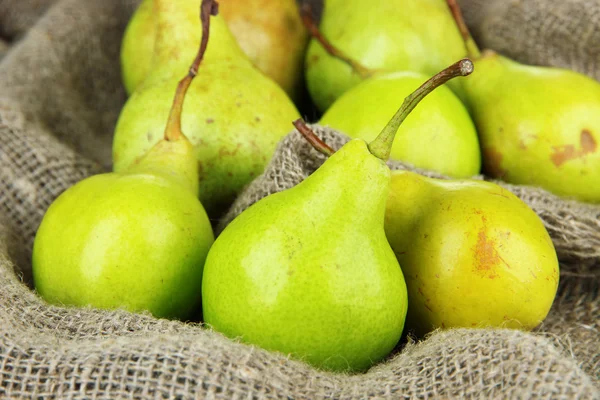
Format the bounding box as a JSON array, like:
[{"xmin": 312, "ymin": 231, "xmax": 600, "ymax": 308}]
[
  {"xmin": 202, "ymin": 59, "xmax": 474, "ymax": 372},
  {"xmin": 33, "ymin": 3, "xmax": 218, "ymax": 319},
  {"xmin": 385, "ymin": 170, "xmax": 559, "ymax": 336},
  {"xmin": 114, "ymin": 0, "xmax": 300, "ymax": 216},
  {"xmin": 121, "ymin": 0, "xmax": 155, "ymax": 95},
  {"xmin": 447, "ymin": 0, "xmax": 600, "ymax": 202},
  {"xmin": 304, "ymin": 0, "xmax": 467, "ymax": 112},
  {"xmin": 121, "ymin": 0, "xmax": 309, "ymax": 99},
  {"xmin": 320, "ymin": 71, "xmax": 480, "ymax": 178}
]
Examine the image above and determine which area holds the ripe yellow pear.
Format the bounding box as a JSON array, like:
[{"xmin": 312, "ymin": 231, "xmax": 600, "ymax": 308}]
[{"xmin": 385, "ymin": 170, "xmax": 560, "ymax": 336}]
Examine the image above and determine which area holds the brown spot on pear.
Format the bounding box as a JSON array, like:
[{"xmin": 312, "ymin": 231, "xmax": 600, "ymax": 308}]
[
  {"xmin": 473, "ymin": 228, "xmax": 500, "ymax": 279},
  {"xmin": 580, "ymin": 129, "xmax": 597, "ymax": 154},
  {"xmin": 550, "ymin": 144, "xmax": 577, "ymax": 167},
  {"xmin": 550, "ymin": 129, "xmax": 597, "ymax": 166}
]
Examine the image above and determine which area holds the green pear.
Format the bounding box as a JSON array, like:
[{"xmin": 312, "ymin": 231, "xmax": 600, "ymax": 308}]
[
  {"xmin": 121, "ymin": 0, "xmax": 309, "ymax": 100},
  {"xmin": 385, "ymin": 170, "xmax": 559, "ymax": 337},
  {"xmin": 447, "ymin": 0, "xmax": 600, "ymax": 202},
  {"xmin": 120, "ymin": 0, "xmax": 155, "ymax": 95},
  {"xmin": 201, "ymin": 59, "xmax": 473, "ymax": 372},
  {"xmin": 304, "ymin": 0, "xmax": 467, "ymax": 112},
  {"xmin": 32, "ymin": 2, "xmax": 218, "ymax": 320},
  {"xmin": 114, "ymin": 0, "xmax": 300, "ymax": 216},
  {"xmin": 320, "ymin": 71, "xmax": 480, "ymax": 178}
]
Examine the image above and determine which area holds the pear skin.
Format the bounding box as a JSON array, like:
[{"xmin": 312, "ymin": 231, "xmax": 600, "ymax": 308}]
[
  {"xmin": 218, "ymin": 0, "xmax": 309, "ymax": 100},
  {"xmin": 385, "ymin": 170, "xmax": 559, "ymax": 337},
  {"xmin": 121, "ymin": 0, "xmax": 308, "ymax": 99},
  {"xmin": 202, "ymin": 139, "xmax": 408, "ymax": 372},
  {"xmin": 34, "ymin": 0, "xmax": 218, "ymax": 320},
  {"xmin": 33, "ymin": 136, "xmax": 214, "ymax": 320},
  {"xmin": 202, "ymin": 58, "xmax": 473, "ymax": 372},
  {"xmin": 464, "ymin": 51, "xmax": 600, "ymax": 202},
  {"xmin": 305, "ymin": 0, "xmax": 467, "ymax": 111},
  {"xmin": 320, "ymin": 71, "xmax": 480, "ymax": 178},
  {"xmin": 121, "ymin": 0, "xmax": 155, "ymax": 95},
  {"xmin": 114, "ymin": 0, "xmax": 300, "ymax": 216},
  {"xmin": 445, "ymin": 0, "xmax": 600, "ymax": 202}
]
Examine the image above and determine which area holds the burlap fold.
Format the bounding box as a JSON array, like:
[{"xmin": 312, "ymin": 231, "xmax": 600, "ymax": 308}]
[
  {"xmin": 0, "ymin": 0, "xmax": 599, "ymax": 398},
  {"xmin": 458, "ymin": 0, "xmax": 600, "ymax": 82}
]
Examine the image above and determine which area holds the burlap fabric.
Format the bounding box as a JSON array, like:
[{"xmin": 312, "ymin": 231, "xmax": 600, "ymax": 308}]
[
  {"xmin": 0, "ymin": 0, "xmax": 599, "ymax": 398},
  {"xmin": 458, "ymin": 0, "xmax": 600, "ymax": 82}
]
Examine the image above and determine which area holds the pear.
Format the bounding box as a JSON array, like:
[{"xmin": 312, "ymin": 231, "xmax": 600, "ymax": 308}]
[
  {"xmin": 218, "ymin": 0, "xmax": 309, "ymax": 101},
  {"xmin": 121, "ymin": 0, "xmax": 309, "ymax": 100},
  {"xmin": 32, "ymin": 1, "xmax": 218, "ymax": 320},
  {"xmin": 320, "ymin": 71, "xmax": 481, "ymax": 178},
  {"xmin": 385, "ymin": 170, "xmax": 559, "ymax": 337},
  {"xmin": 304, "ymin": 0, "xmax": 467, "ymax": 112},
  {"xmin": 447, "ymin": 0, "xmax": 600, "ymax": 203},
  {"xmin": 120, "ymin": 0, "xmax": 155, "ymax": 95},
  {"xmin": 201, "ymin": 59, "xmax": 474, "ymax": 372},
  {"xmin": 114, "ymin": 0, "xmax": 300, "ymax": 217}
]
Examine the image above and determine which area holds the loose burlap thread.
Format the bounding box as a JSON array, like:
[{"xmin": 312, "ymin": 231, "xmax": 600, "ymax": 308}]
[{"xmin": 0, "ymin": 0, "xmax": 599, "ymax": 398}]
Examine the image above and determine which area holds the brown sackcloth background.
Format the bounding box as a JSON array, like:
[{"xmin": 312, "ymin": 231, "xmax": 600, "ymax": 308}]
[{"xmin": 0, "ymin": 0, "xmax": 599, "ymax": 398}]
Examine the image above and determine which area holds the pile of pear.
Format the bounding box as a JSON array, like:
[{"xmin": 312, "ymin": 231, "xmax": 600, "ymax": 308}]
[
  {"xmin": 30, "ymin": 0, "xmax": 570, "ymax": 375},
  {"xmin": 304, "ymin": 0, "xmax": 600, "ymax": 203}
]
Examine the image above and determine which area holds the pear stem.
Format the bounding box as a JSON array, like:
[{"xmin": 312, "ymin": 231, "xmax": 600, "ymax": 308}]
[
  {"xmin": 367, "ymin": 58, "xmax": 474, "ymax": 161},
  {"xmin": 293, "ymin": 119, "xmax": 335, "ymax": 157},
  {"xmin": 163, "ymin": 0, "xmax": 219, "ymax": 141},
  {"xmin": 446, "ymin": 0, "xmax": 481, "ymax": 59},
  {"xmin": 300, "ymin": 3, "xmax": 373, "ymax": 80}
]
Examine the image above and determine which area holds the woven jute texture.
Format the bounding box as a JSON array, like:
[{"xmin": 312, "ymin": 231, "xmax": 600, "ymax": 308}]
[
  {"xmin": 0, "ymin": 0, "xmax": 599, "ymax": 398},
  {"xmin": 458, "ymin": 0, "xmax": 600, "ymax": 82}
]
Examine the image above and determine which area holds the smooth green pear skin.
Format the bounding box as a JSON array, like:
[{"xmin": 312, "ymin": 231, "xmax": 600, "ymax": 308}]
[
  {"xmin": 320, "ymin": 72, "xmax": 480, "ymax": 178},
  {"xmin": 121, "ymin": 0, "xmax": 154, "ymax": 95},
  {"xmin": 202, "ymin": 139, "xmax": 408, "ymax": 372},
  {"xmin": 114, "ymin": 0, "xmax": 300, "ymax": 216},
  {"xmin": 33, "ymin": 139, "xmax": 214, "ymax": 320},
  {"xmin": 464, "ymin": 52, "xmax": 600, "ymax": 202},
  {"xmin": 385, "ymin": 170, "xmax": 559, "ymax": 337},
  {"xmin": 305, "ymin": 0, "xmax": 467, "ymax": 112}
]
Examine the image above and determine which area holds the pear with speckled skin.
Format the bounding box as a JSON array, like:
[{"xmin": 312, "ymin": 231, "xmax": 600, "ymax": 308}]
[
  {"xmin": 114, "ymin": 0, "xmax": 300, "ymax": 216},
  {"xmin": 447, "ymin": 0, "xmax": 600, "ymax": 202},
  {"xmin": 201, "ymin": 59, "xmax": 474, "ymax": 372},
  {"xmin": 385, "ymin": 170, "xmax": 559, "ymax": 337},
  {"xmin": 32, "ymin": 2, "xmax": 216, "ymax": 320}
]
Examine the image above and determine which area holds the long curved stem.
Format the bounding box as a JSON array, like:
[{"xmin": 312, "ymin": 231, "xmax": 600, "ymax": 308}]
[
  {"xmin": 164, "ymin": 0, "xmax": 219, "ymax": 141},
  {"xmin": 300, "ymin": 3, "xmax": 373, "ymax": 80},
  {"xmin": 368, "ymin": 59, "xmax": 474, "ymax": 161},
  {"xmin": 446, "ymin": 0, "xmax": 481, "ymax": 59},
  {"xmin": 293, "ymin": 119, "xmax": 335, "ymax": 156}
]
